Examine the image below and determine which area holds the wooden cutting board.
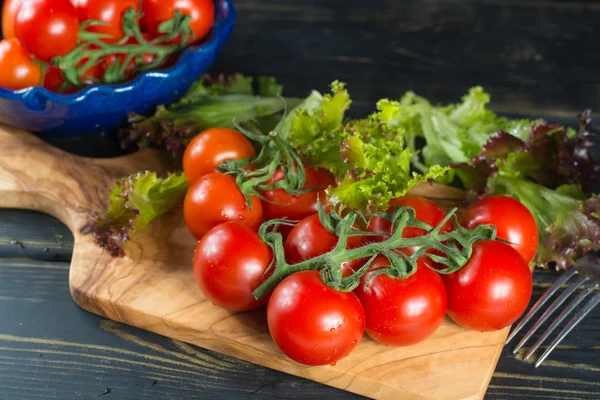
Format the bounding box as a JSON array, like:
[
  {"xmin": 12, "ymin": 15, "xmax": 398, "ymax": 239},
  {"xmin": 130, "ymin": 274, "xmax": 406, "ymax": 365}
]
[{"xmin": 0, "ymin": 126, "xmax": 510, "ymax": 400}]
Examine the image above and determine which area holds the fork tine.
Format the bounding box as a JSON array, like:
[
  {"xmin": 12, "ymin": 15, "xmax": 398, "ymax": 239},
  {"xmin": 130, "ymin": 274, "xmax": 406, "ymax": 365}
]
[
  {"xmin": 524, "ymin": 282, "xmax": 598, "ymax": 361},
  {"xmin": 506, "ymin": 268, "xmax": 579, "ymax": 345},
  {"xmin": 512, "ymin": 274, "xmax": 589, "ymax": 354},
  {"xmin": 535, "ymin": 290, "xmax": 600, "ymax": 367}
]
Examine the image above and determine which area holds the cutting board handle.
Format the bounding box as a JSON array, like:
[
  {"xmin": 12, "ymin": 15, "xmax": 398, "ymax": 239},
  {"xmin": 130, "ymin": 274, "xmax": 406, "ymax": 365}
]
[{"xmin": 0, "ymin": 126, "xmax": 164, "ymax": 232}]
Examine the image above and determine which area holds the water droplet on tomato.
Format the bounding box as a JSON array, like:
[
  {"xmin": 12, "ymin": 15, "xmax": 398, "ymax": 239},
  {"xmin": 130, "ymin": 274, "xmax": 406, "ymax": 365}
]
[
  {"xmin": 314, "ymin": 344, "xmax": 319, "ymax": 348},
  {"xmin": 351, "ymin": 339, "xmax": 357, "ymax": 346},
  {"xmin": 333, "ymin": 348, "xmax": 338, "ymax": 354},
  {"xmin": 343, "ymin": 318, "xmax": 347, "ymax": 322},
  {"xmin": 329, "ymin": 361, "xmax": 337, "ymax": 366},
  {"xmin": 508, "ymin": 301, "xmax": 513, "ymax": 306},
  {"xmin": 330, "ymin": 328, "xmax": 336, "ymax": 333},
  {"xmin": 238, "ymin": 215, "xmax": 244, "ymax": 220}
]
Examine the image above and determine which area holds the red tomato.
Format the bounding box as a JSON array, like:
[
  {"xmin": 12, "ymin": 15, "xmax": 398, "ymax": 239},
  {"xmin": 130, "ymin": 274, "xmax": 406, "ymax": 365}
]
[
  {"xmin": 15, "ymin": 0, "xmax": 79, "ymax": 62},
  {"xmin": 262, "ymin": 167, "xmax": 335, "ymax": 222},
  {"xmin": 368, "ymin": 195, "xmax": 453, "ymax": 268},
  {"xmin": 183, "ymin": 172, "xmax": 263, "ymax": 240},
  {"xmin": 77, "ymin": 0, "xmax": 140, "ymax": 43},
  {"xmin": 71, "ymin": 0, "xmax": 88, "ymax": 20},
  {"xmin": 77, "ymin": 58, "xmax": 105, "ymax": 85},
  {"xmin": 284, "ymin": 213, "xmax": 366, "ymax": 277},
  {"xmin": 193, "ymin": 222, "xmax": 272, "ymax": 312},
  {"xmin": 42, "ymin": 66, "xmax": 65, "ymax": 92},
  {"xmin": 368, "ymin": 195, "xmax": 452, "ymax": 241},
  {"xmin": 460, "ymin": 195, "xmax": 539, "ymax": 264},
  {"xmin": 443, "ymin": 240, "xmax": 532, "ymax": 331},
  {"xmin": 183, "ymin": 128, "xmax": 255, "ymax": 185},
  {"xmin": 355, "ymin": 256, "xmax": 447, "ymax": 346},
  {"xmin": 267, "ymin": 270, "xmax": 365, "ymax": 366},
  {"xmin": 141, "ymin": 0, "xmax": 214, "ymax": 44},
  {"xmin": 103, "ymin": 34, "xmax": 158, "ymax": 81},
  {"xmin": 0, "ymin": 39, "xmax": 42, "ymax": 90},
  {"xmin": 71, "ymin": 44, "xmax": 106, "ymax": 86},
  {"xmin": 2, "ymin": 0, "xmax": 24, "ymax": 39}
]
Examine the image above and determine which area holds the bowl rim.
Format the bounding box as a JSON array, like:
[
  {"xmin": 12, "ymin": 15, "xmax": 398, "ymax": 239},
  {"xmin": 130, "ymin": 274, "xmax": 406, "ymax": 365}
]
[{"xmin": 0, "ymin": 0, "xmax": 236, "ymax": 105}]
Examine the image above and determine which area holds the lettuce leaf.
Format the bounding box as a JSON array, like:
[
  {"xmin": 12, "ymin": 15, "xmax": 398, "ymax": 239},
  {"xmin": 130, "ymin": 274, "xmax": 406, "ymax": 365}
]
[
  {"xmin": 392, "ymin": 85, "xmax": 599, "ymax": 268},
  {"xmin": 380, "ymin": 87, "xmax": 537, "ymax": 170},
  {"xmin": 280, "ymin": 81, "xmax": 352, "ymax": 175},
  {"xmin": 450, "ymin": 115, "xmax": 600, "ymax": 268},
  {"xmin": 120, "ymin": 73, "xmax": 300, "ymax": 160},
  {"xmin": 281, "ymin": 86, "xmax": 450, "ymax": 212},
  {"xmin": 86, "ymin": 172, "xmax": 188, "ymax": 257},
  {"xmin": 491, "ymin": 177, "xmax": 600, "ymax": 269},
  {"xmin": 328, "ymin": 131, "xmax": 449, "ymax": 212}
]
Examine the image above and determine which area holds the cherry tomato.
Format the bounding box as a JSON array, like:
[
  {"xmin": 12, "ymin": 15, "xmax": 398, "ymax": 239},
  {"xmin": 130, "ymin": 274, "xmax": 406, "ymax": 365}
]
[
  {"xmin": 71, "ymin": 43, "xmax": 107, "ymax": 86},
  {"xmin": 42, "ymin": 58, "xmax": 102, "ymax": 92},
  {"xmin": 184, "ymin": 172, "xmax": 263, "ymax": 240},
  {"xmin": 267, "ymin": 270, "xmax": 365, "ymax": 366},
  {"xmin": 0, "ymin": 38, "xmax": 42, "ymax": 90},
  {"xmin": 71, "ymin": 0, "xmax": 88, "ymax": 20},
  {"xmin": 193, "ymin": 222, "xmax": 272, "ymax": 312},
  {"xmin": 103, "ymin": 34, "xmax": 158, "ymax": 81},
  {"xmin": 368, "ymin": 195, "xmax": 453, "ymax": 268},
  {"xmin": 141, "ymin": 0, "xmax": 214, "ymax": 44},
  {"xmin": 262, "ymin": 167, "xmax": 335, "ymax": 222},
  {"xmin": 443, "ymin": 240, "xmax": 532, "ymax": 331},
  {"xmin": 15, "ymin": 0, "xmax": 79, "ymax": 62},
  {"xmin": 183, "ymin": 128, "xmax": 255, "ymax": 185},
  {"xmin": 105, "ymin": 52, "xmax": 155, "ymax": 80},
  {"xmin": 77, "ymin": 0, "xmax": 140, "ymax": 43},
  {"xmin": 284, "ymin": 213, "xmax": 366, "ymax": 277},
  {"xmin": 368, "ymin": 195, "xmax": 452, "ymax": 241},
  {"xmin": 77, "ymin": 58, "xmax": 106, "ymax": 85},
  {"xmin": 355, "ymin": 256, "xmax": 447, "ymax": 346},
  {"xmin": 2, "ymin": 0, "xmax": 25, "ymax": 39},
  {"xmin": 42, "ymin": 66, "xmax": 65, "ymax": 92},
  {"xmin": 460, "ymin": 195, "xmax": 539, "ymax": 264}
]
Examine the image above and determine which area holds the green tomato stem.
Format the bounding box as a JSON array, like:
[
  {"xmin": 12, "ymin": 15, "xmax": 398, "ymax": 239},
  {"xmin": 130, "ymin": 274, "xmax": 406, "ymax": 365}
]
[
  {"xmin": 49, "ymin": 7, "xmax": 189, "ymax": 87},
  {"xmin": 252, "ymin": 206, "xmax": 496, "ymax": 299}
]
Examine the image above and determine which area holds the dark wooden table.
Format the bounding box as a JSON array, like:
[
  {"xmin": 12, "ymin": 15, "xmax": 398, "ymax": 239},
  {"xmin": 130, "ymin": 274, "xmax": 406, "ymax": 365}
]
[{"xmin": 2, "ymin": 0, "xmax": 600, "ymax": 399}]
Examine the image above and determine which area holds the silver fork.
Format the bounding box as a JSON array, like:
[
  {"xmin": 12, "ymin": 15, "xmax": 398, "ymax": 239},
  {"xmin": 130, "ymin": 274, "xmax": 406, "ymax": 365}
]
[{"xmin": 506, "ymin": 253, "xmax": 600, "ymax": 367}]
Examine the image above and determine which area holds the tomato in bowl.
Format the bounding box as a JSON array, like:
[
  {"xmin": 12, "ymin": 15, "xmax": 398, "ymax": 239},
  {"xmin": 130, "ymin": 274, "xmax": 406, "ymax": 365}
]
[{"xmin": 0, "ymin": 0, "xmax": 235, "ymax": 139}]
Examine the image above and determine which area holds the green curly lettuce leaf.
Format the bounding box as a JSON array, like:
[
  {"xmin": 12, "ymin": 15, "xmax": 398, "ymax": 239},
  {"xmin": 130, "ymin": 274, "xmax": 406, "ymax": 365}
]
[
  {"xmin": 328, "ymin": 131, "xmax": 449, "ymax": 212},
  {"xmin": 87, "ymin": 172, "xmax": 188, "ymax": 257},
  {"xmin": 391, "ymin": 85, "xmax": 600, "ymax": 268},
  {"xmin": 280, "ymin": 82, "xmax": 450, "ymax": 212},
  {"xmin": 280, "ymin": 81, "xmax": 352, "ymax": 175}
]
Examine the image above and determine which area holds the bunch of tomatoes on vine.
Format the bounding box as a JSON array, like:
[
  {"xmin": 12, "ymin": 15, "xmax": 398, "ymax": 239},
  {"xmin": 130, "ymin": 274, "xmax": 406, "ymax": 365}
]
[
  {"xmin": 182, "ymin": 125, "xmax": 537, "ymax": 366},
  {"xmin": 0, "ymin": 0, "xmax": 215, "ymax": 91}
]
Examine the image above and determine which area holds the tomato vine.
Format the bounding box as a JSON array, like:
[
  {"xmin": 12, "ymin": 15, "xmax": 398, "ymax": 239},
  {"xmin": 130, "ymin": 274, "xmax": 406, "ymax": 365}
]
[
  {"xmin": 252, "ymin": 204, "xmax": 497, "ymax": 299},
  {"xmin": 50, "ymin": 8, "xmax": 193, "ymax": 87}
]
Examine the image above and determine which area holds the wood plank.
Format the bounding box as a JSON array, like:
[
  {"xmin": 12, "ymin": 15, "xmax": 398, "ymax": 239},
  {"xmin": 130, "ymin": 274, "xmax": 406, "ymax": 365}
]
[
  {"xmin": 0, "ymin": 210, "xmax": 73, "ymax": 262},
  {"xmin": 0, "ymin": 259, "xmax": 362, "ymax": 400},
  {"xmin": 212, "ymin": 0, "xmax": 600, "ymax": 118},
  {"xmin": 0, "ymin": 258, "xmax": 599, "ymax": 399}
]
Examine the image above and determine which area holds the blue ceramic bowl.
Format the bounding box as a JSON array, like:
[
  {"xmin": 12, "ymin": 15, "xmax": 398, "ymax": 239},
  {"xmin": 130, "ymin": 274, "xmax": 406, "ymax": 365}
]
[{"xmin": 0, "ymin": 0, "xmax": 236, "ymax": 139}]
